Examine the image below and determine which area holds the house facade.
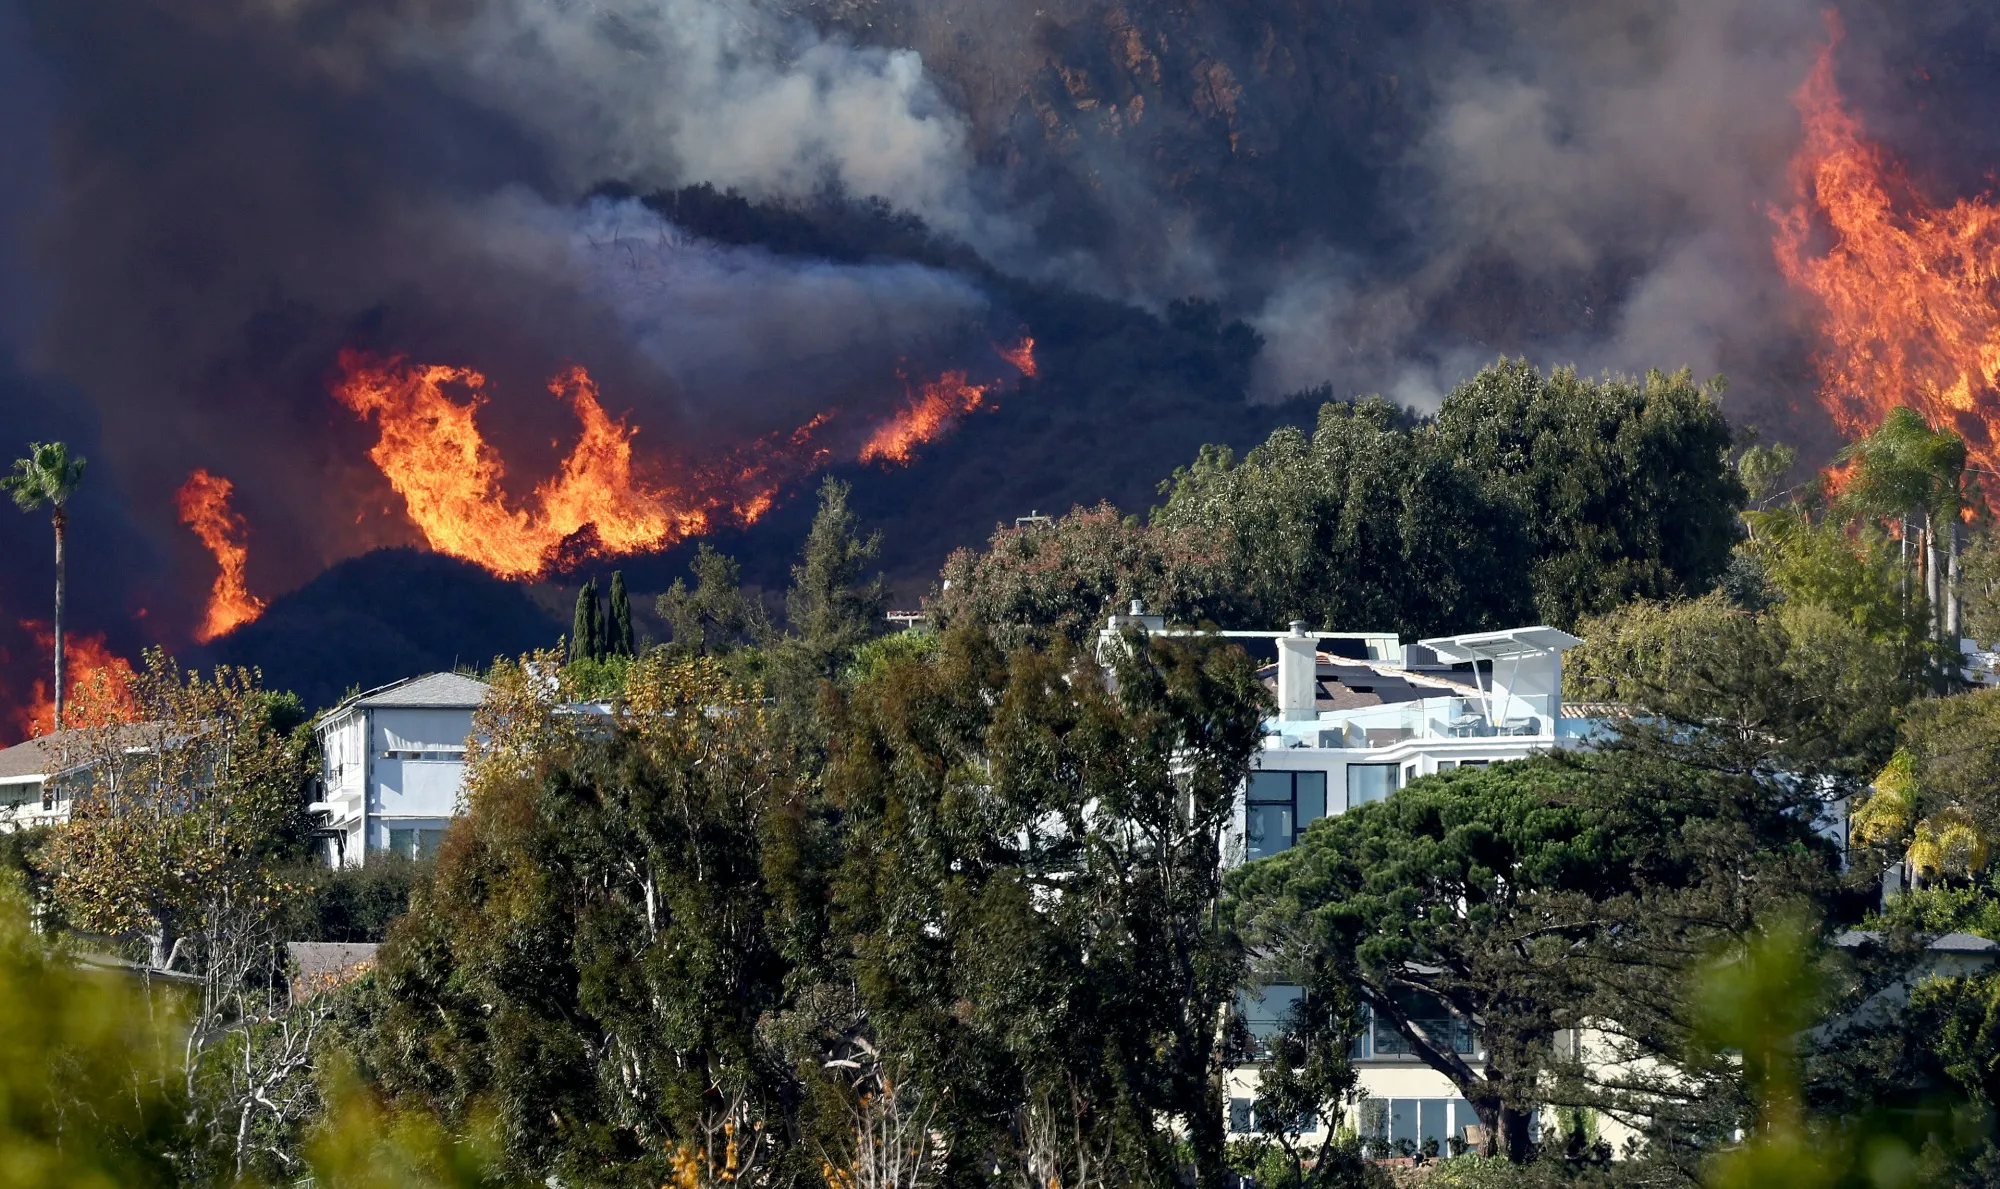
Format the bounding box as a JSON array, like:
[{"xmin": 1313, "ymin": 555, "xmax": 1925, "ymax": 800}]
[
  {"xmin": 309, "ymin": 672, "xmax": 491, "ymax": 867},
  {"xmin": 1098, "ymin": 611, "xmax": 1590, "ymax": 1154},
  {"xmin": 0, "ymin": 731, "xmax": 81, "ymax": 829}
]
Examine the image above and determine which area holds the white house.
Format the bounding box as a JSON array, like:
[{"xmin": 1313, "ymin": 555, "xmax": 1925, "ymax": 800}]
[
  {"xmin": 1097, "ymin": 610, "xmax": 1590, "ymax": 1154},
  {"xmin": 310, "ymin": 672, "xmax": 490, "ymax": 867},
  {"xmin": 1226, "ymin": 621, "xmax": 1588, "ymax": 1153},
  {"xmin": 0, "ymin": 731, "xmax": 80, "ymax": 829}
]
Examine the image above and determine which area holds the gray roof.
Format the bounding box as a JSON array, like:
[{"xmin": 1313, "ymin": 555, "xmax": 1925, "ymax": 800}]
[
  {"xmin": 0, "ymin": 732, "xmax": 66, "ymax": 782},
  {"xmin": 0, "ymin": 723, "xmax": 169, "ymax": 783},
  {"xmin": 1835, "ymin": 930, "xmax": 2000, "ymax": 954},
  {"xmin": 339, "ymin": 672, "xmax": 492, "ymax": 712}
]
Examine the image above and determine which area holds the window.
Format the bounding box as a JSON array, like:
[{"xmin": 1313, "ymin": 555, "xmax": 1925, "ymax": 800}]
[
  {"xmin": 1437, "ymin": 760, "xmax": 1456, "ymax": 772},
  {"xmin": 1240, "ymin": 984, "xmax": 1304, "ymax": 1048},
  {"xmin": 1227, "ymin": 1096, "xmax": 1317, "ymax": 1136},
  {"xmin": 1246, "ymin": 771, "xmax": 1327, "ymax": 859},
  {"xmin": 385, "ymin": 827, "xmax": 447, "ymax": 859},
  {"xmin": 1358, "ymin": 1097, "xmax": 1481, "ymax": 1156},
  {"xmin": 40, "ymin": 787, "xmax": 53, "ymax": 812},
  {"xmin": 1351, "ymin": 997, "xmax": 1478, "ymax": 1059},
  {"xmin": 377, "ymin": 750, "xmax": 464, "ymax": 761},
  {"xmin": 1347, "ymin": 763, "xmax": 1399, "ymax": 806}
]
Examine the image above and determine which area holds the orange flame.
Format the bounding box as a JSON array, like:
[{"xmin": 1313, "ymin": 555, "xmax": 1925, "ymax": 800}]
[
  {"xmin": 17, "ymin": 622, "xmax": 138, "ymax": 741},
  {"xmin": 333, "ymin": 335, "xmax": 1036, "ymax": 576},
  {"xmin": 995, "ymin": 334, "xmax": 1037, "ymax": 378},
  {"xmin": 858, "ymin": 371, "xmax": 995, "ymax": 467},
  {"xmin": 176, "ymin": 469, "xmax": 267, "ymax": 642},
  {"xmin": 1773, "ymin": 16, "xmax": 2000, "ymax": 474},
  {"xmin": 332, "ymin": 351, "xmax": 831, "ymax": 578}
]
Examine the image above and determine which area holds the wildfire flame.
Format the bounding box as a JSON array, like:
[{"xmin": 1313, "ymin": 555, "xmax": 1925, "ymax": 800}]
[
  {"xmin": 334, "ymin": 351, "xmax": 730, "ymax": 579},
  {"xmin": 333, "ymin": 334, "xmax": 1035, "ymax": 578},
  {"xmin": 858, "ymin": 371, "xmax": 995, "ymax": 467},
  {"xmin": 16, "ymin": 622, "xmax": 138, "ymax": 741},
  {"xmin": 995, "ymin": 334, "xmax": 1038, "ymax": 378},
  {"xmin": 176, "ymin": 469, "xmax": 267, "ymax": 642},
  {"xmin": 1773, "ymin": 16, "xmax": 2000, "ymax": 475}
]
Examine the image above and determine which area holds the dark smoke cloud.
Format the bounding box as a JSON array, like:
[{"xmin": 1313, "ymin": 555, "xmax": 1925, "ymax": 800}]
[{"xmin": 0, "ymin": 0, "xmax": 1993, "ymax": 687}]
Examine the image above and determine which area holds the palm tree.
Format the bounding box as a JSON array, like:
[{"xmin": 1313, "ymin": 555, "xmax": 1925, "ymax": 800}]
[
  {"xmin": 1837, "ymin": 407, "xmax": 1969, "ymax": 650},
  {"xmin": 4, "ymin": 443, "xmax": 86, "ymax": 731}
]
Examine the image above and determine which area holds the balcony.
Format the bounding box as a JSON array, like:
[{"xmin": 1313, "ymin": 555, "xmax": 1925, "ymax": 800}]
[{"xmin": 1266, "ymin": 694, "xmax": 1557, "ymax": 750}]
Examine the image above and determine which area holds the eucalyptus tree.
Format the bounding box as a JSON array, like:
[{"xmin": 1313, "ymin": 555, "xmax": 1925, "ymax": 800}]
[{"xmin": 3, "ymin": 442, "xmax": 85, "ymax": 730}]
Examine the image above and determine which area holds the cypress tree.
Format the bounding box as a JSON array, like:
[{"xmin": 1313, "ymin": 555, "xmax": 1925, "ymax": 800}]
[
  {"xmin": 571, "ymin": 579, "xmax": 603, "ymax": 663},
  {"xmin": 609, "ymin": 571, "xmax": 635, "ymax": 656}
]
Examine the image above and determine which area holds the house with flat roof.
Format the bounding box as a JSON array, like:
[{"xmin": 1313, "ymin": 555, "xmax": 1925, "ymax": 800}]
[
  {"xmin": 1097, "ymin": 609, "xmax": 1594, "ymax": 1155},
  {"xmin": 310, "ymin": 672, "xmax": 491, "ymax": 867}
]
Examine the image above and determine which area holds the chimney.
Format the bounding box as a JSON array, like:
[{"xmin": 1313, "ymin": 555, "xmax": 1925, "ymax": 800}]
[{"xmin": 1277, "ymin": 620, "xmax": 1318, "ymax": 721}]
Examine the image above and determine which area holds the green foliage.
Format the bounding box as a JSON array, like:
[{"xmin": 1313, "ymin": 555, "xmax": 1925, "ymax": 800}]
[
  {"xmin": 0, "ymin": 874, "xmax": 184, "ymax": 1187},
  {"xmin": 560, "ymin": 651, "xmax": 634, "ymax": 702},
  {"xmin": 826, "ymin": 623, "xmax": 1272, "ymax": 1186},
  {"xmin": 929, "ymin": 501, "xmax": 1232, "ymax": 649},
  {"xmin": 2, "ymin": 439, "xmax": 86, "ymax": 513},
  {"xmin": 945, "ymin": 359, "xmax": 1742, "ymax": 647},
  {"xmin": 570, "ymin": 579, "xmax": 602, "ymax": 664},
  {"xmin": 1566, "ymin": 593, "xmax": 1916, "ymax": 780},
  {"xmin": 1427, "ymin": 361, "xmax": 1743, "ymax": 629},
  {"xmin": 43, "ymin": 649, "xmax": 314, "ymax": 970},
  {"xmin": 607, "ymin": 572, "xmax": 635, "ymax": 656},
  {"xmin": 1157, "ymin": 395, "xmax": 1529, "ymax": 638},
  {"xmin": 1738, "ymin": 441, "xmax": 1800, "ymax": 509},
  {"xmin": 351, "ymin": 653, "xmax": 811, "ymax": 1185},
  {"xmin": 1230, "ymin": 746, "xmax": 1846, "ymax": 1168},
  {"xmin": 655, "ymin": 543, "xmax": 768, "ymax": 661},
  {"xmin": 1871, "ymin": 878, "xmax": 2000, "ymax": 942},
  {"xmin": 276, "ymin": 852, "xmax": 428, "ymax": 943},
  {"xmin": 772, "ymin": 477, "xmax": 888, "ymax": 697}
]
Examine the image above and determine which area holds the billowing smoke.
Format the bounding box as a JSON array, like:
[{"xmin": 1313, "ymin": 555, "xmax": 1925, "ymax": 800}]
[{"xmin": 0, "ymin": 0, "xmax": 1993, "ymax": 718}]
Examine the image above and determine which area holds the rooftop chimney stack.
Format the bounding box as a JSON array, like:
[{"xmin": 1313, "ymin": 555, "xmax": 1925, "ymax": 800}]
[{"xmin": 1277, "ymin": 621, "xmax": 1318, "ymax": 721}]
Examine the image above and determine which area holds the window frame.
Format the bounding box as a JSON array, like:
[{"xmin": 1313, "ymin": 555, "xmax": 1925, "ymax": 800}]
[{"xmin": 1246, "ymin": 770, "xmax": 1328, "ymax": 859}]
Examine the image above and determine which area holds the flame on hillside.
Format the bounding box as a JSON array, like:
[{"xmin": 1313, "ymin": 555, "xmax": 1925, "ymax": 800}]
[
  {"xmin": 177, "ymin": 469, "xmax": 266, "ymax": 642},
  {"xmin": 995, "ymin": 334, "xmax": 1038, "ymax": 378},
  {"xmin": 333, "ymin": 335, "xmax": 1035, "ymax": 578},
  {"xmin": 859, "ymin": 371, "xmax": 994, "ymax": 466},
  {"xmin": 1773, "ymin": 16, "xmax": 2000, "ymax": 475},
  {"xmin": 859, "ymin": 335, "xmax": 1035, "ymax": 467},
  {"xmin": 333, "ymin": 351, "xmax": 806, "ymax": 579},
  {"xmin": 17, "ymin": 623, "xmax": 138, "ymax": 740}
]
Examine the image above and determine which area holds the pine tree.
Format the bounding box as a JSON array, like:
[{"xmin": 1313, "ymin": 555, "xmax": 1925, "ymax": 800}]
[
  {"xmin": 774, "ymin": 478, "xmax": 888, "ymax": 696},
  {"xmin": 571, "ymin": 579, "xmax": 603, "ymax": 663},
  {"xmin": 609, "ymin": 572, "xmax": 635, "ymax": 656}
]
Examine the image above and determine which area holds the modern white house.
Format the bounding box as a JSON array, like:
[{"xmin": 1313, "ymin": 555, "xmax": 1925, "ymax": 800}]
[
  {"xmin": 1227, "ymin": 621, "xmax": 1588, "ymax": 1153},
  {"xmin": 310, "ymin": 672, "xmax": 490, "ymax": 867},
  {"xmin": 1097, "ymin": 608, "xmax": 1591, "ymax": 1154}
]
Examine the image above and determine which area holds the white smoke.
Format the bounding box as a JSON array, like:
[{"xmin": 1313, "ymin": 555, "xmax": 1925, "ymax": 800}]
[
  {"xmin": 378, "ymin": 0, "xmax": 1016, "ymax": 253},
  {"xmin": 460, "ymin": 190, "xmax": 989, "ymax": 406},
  {"xmin": 1248, "ymin": 0, "xmax": 1827, "ymax": 410}
]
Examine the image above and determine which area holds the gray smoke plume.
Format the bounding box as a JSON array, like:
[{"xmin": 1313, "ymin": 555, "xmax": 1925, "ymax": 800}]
[{"xmin": 0, "ymin": 0, "xmax": 1989, "ymax": 686}]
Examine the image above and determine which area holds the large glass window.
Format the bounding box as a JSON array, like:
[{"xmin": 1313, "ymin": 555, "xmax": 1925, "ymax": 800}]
[
  {"xmin": 1358, "ymin": 1097, "xmax": 1482, "ymax": 1157},
  {"xmin": 1350, "ymin": 997, "xmax": 1478, "ymax": 1059},
  {"xmin": 1347, "ymin": 763, "xmax": 1400, "ymax": 806},
  {"xmin": 1246, "ymin": 771, "xmax": 1328, "ymax": 859},
  {"xmin": 386, "ymin": 827, "xmax": 446, "ymax": 860},
  {"xmin": 1240, "ymin": 983, "xmax": 1304, "ymax": 1050}
]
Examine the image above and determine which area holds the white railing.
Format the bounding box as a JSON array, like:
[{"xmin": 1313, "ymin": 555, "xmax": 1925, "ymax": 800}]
[{"xmin": 1270, "ymin": 694, "xmax": 1557, "ymax": 749}]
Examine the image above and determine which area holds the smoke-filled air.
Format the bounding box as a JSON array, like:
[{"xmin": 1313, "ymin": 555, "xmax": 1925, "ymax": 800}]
[{"xmin": 2, "ymin": 0, "xmax": 2000, "ymax": 724}]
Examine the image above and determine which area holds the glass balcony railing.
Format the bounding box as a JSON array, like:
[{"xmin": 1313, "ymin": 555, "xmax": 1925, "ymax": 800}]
[{"xmin": 1267, "ymin": 694, "xmax": 1557, "ymax": 749}]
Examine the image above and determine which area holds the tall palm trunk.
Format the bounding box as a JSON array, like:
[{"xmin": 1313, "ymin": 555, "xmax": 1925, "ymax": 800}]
[
  {"xmin": 1949, "ymin": 517, "xmax": 1964, "ymax": 648},
  {"xmin": 1925, "ymin": 511, "xmax": 1941, "ymax": 643},
  {"xmin": 51, "ymin": 505, "xmax": 65, "ymax": 731}
]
